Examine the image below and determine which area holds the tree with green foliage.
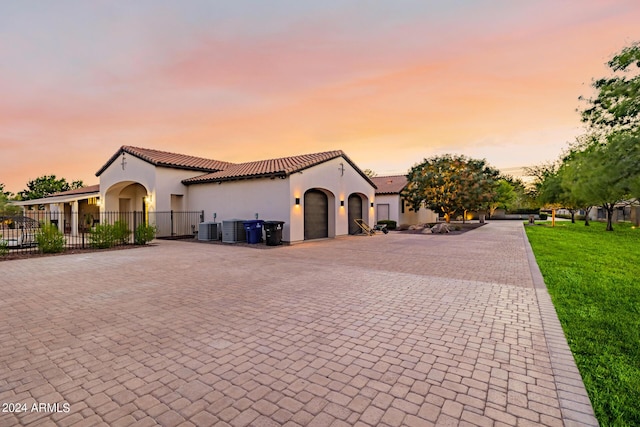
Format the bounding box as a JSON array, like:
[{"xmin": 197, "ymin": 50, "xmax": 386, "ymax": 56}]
[
  {"xmin": 566, "ymin": 141, "xmax": 627, "ymax": 231},
  {"xmin": 525, "ymin": 163, "xmax": 563, "ymax": 207},
  {"xmin": 581, "ymin": 42, "xmax": 640, "ymax": 132},
  {"xmin": 487, "ymin": 179, "xmax": 517, "ymax": 217},
  {"xmin": 559, "ymin": 146, "xmax": 598, "ymax": 225},
  {"xmin": 0, "ymin": 183, "xmax": 11, "ymax": 198},
  {"xmin": 576, "ymin": 41, "xmax": 640, "ymax": 229},
  {"xmin": 606, "ymin": 128, "xmax": 640, "ymax": 199},
  {"xmin": 402, "ymin": 154, "xmax": 500, "ymax": 223},
  {"xmin": 502, "ymin": 176, "xmax": 537, "ymax": 211},
  {"xmin": 0, "ymin": 183, "xmax": 21, "ymax": 215},
  {"xmin": 18, "ymin": 175, "xmax": 84, "ymax": 201}
]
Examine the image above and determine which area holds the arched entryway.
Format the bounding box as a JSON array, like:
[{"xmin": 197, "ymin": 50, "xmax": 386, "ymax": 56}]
[
  {"xmin": 104, "ymin": 182, "xmax": 149, "ymax": 213},
  {"xmin": 348, "ymin": 194, "xmax": 363, "ymax": 234},
  {"xmin": 103, "ymin": 182, "xmax": 151, "ymax": 231},
  {"xmin": 304, "ymin": 189, "xmax": 329, "ymax": 240}
]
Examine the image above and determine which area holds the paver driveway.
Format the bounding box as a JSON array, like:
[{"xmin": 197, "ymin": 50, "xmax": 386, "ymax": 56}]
[{"xmin": 0, "ymin": 221, "xmax": 598, "ymax": 426}]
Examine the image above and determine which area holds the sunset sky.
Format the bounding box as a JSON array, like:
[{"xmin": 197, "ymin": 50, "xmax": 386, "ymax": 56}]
[{"xmin": 1, "ymin": 1, "xmax": 639, "ymax": 194}]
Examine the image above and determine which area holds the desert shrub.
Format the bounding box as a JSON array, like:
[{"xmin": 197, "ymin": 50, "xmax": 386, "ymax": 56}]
[
  {"xmin": 0, "ymin": 236, "xmax": 8, "ymax": 256},
  {"xmin": 539, "ymin": 213, "xmax": 548, "ymax": 220},
  {"xmin": 89, "ymin": 224, "xmax": 117, "ymax": 248},
  {"xmin": 112, "ymin": 220, "xmax": 131, "ymax": 244},
  {"xmin": 376, "ymin": 220, "xmax": 397, "ymax": 230},
  {"xmin": 134, "ymin": 224, "xmax": 156, "ymax": 245},
  {"xmin": 36, "ymin": 223, "xmax": 65, "ymax": 253}
]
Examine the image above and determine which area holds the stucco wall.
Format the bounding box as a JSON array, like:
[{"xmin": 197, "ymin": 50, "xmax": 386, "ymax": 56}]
[
  {"xmin": 186, "ymin": 178, "xmax": 291, "ymax": 238},
  {"xmin": 289, "ymin": 157, "xmax": 375, "ymax": 242},
  {"xmin": 400, "ymin": 202, "xmax": 438, "ymax": 225},
  {"xmin": 99, "ymin": 155, "xmax": 205, "ymax": 212},
  {"xmin": 374, "ymin": 195, "xmax": 400, "ymax": 224},
  {"xmin": 99, "ymin": 155, "xmax": 156, "ymax": 212},
  {"xmin": 375, "ymin": 194, "xmax": 437, "ymax": 226},
  {"xmin": 188, "ymin": 157, "xmax": 375, "ymax": 243},
  {"xmin": 154, "ymin": 167, "xmax": 201, "ymax": 211}
]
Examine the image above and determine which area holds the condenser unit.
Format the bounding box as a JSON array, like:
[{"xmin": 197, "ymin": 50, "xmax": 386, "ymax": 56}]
[
  {"xmin": 198, "ymin": 222, "xmax": 221, "ymax": 241},
  {"xmin": 222, "ymin": 220, "xmax": 247, "ymax": 243}
]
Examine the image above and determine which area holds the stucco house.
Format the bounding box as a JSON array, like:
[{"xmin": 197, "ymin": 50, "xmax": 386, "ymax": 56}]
[
  {"xmin": 18, "ymin": 146, "xmax": 378, "ymax": 243},
  {"xmin": 370, "ymin": 175, "xmax": 437, "ymax": 226}
]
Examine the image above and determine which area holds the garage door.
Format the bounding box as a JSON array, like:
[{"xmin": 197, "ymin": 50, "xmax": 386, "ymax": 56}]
[
  {"xmin": 304, "ymin": 190, "xmax": 329, "ymax": 240},
  {"xmin": 348, "ymin": 194, "xmax": 362, "ymax": 234}
]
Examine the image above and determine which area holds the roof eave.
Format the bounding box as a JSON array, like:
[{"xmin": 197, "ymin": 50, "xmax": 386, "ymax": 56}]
[{"xmin": 183, "ymin": 172, "xmax": 289, "ymax": 186}]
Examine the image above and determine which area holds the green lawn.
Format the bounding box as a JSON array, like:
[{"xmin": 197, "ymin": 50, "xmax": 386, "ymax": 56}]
[{"xmin": 525, "ymin": 221, "xmax": 640, "ymax": 427}]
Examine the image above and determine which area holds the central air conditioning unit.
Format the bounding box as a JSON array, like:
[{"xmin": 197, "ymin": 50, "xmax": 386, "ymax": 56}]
[
  {"xmin": 198, "ymin": 222, "xmax": 221, "ymax": 241},
  {"xmin": 222, "ymin": 220, "xmax": 247, "ymax": 243}
]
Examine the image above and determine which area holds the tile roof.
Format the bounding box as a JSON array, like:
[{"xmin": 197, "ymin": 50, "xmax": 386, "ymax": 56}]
[
  {"xmin": 46, "ymin": 184, "xmax": 100, "ymax": 198},
  {"xmin": 96, "ymin": 146, "xmax": 234, "ymax": 176},
  {"xmin": 370, "ymin": 175, "xmax": 408, "ymax": 194},
  {"xmin": 183, "ymin": 150, "xmax": 376, "ymax": 187},
  {"xmin": 15, "ymin": 184, "xmax": 101, "ymax": 206}
]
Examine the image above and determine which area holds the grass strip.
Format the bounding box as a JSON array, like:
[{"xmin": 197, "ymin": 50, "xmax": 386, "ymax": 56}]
[{"xmin": 525, "ymin": 221, "xmax": 640, "ymax": 426}]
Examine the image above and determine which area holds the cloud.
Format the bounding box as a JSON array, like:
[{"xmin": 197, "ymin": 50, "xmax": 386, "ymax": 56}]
[{"xmin": 1, "ymin": 0, "xmax": 639, "ymax": 193}]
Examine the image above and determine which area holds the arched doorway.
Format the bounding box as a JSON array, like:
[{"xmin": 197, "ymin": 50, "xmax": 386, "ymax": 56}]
[
  {"xmin": 304, "ymin": 189, "xmax": 329, "ymax": 240},
  {"xmin": 104, "ymin": 181, "xmax": 149, "ymax": 212},
  {"xmin": 103, "ymin": 182, "xmax": 150, "ymax": 229},
  {"xmin": 348, "ymin": 194, "xmax": 363, "ymax": 234}
]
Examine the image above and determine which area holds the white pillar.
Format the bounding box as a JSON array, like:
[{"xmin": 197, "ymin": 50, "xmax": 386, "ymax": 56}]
[
  {"xmin": 57, "ymin": 203, "xmax": 65, "ymax": 232},
  {"xmin": 70, "ymin": 201, "xmax": 78, "ymax": 237}
]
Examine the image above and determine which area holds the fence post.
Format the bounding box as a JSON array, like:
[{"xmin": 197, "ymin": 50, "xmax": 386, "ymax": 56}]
[
  {"xmin": 200, "ymin": 210, "xmax": 204, "ymax": 223},
  {"xmin": 133, "ymin": 211, "xmax": 138, "ymax": 237},
  {"xmin": 171, "ymin": 210, "xmax": 174, "ymax": 236}
]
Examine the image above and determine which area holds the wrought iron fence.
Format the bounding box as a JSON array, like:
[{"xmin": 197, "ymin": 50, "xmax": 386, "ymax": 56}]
[{"xmin": 0, "ymin": 211, "xmax": 203, "ymax": 255}]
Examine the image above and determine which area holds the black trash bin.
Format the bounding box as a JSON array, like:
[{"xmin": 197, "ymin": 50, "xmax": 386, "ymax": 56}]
[{"xmin": 263, "ymin": 221, "xmax": 285, "ymax": 246}]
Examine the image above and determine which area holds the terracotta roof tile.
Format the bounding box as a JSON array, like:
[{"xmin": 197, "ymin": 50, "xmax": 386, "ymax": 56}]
[
  {"xmin": 184, "ymin": 150, "xmax": 350, "ymax": 184},
  {"xmin": 95, "ymin": 146, "xmax": 376, "ymax": 188},
  {"xmin": 96, "ymin": 146, "xmax": 233, "ymax": 176},
  {"xmin": 370, "ymin": 175, "xmax": 408, "ymax": 194},
  {"xmin": 46, "ymin": 184, "xmax": 100, "ymax": 198}
]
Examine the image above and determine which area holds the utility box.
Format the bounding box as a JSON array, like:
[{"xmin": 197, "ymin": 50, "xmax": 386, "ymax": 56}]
[
  {"xmin": 222, "ymin": 220, "xmax": 247, "ymax": 243},
  {"xmin": 198, "ymin": 222, "xmax": 221, "ymax": 241}
]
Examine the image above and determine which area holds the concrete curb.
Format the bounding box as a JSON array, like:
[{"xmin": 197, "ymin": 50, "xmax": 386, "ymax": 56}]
[{"xmin": 521, "ymin": 225, "xmax": 600, "ymax": 427}]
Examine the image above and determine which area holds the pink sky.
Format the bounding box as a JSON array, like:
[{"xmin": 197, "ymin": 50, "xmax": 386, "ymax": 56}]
[{"xmin": 1, "ymin": 1, "xmax": 639, "ymax": 193}]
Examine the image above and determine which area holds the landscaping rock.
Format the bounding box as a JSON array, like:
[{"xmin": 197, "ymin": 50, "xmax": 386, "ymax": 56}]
[{"xmin": 431, "ymin": 223, "xmax": 450, "ymax": 234}]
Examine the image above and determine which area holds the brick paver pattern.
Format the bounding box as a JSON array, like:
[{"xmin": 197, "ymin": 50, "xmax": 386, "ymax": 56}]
[{"xmin": 0, "ymin": 222, "xmax": 598, "ymax": 426}]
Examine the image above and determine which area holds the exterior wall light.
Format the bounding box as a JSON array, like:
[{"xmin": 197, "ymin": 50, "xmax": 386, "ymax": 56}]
[
  {"xmin": 144, "ymin": 195, "xmax": 152, "ymax": 204},
  {"xmin": 295, "ymin": 197, "xmax": 300, "ymax": 205},
  {"xmin": 371, "ymin": 202, "xmax": 374, "ymax": 208},
  {"xmin": 340, "ymin": 200, "xmax": 344, "ymax": 207}
]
